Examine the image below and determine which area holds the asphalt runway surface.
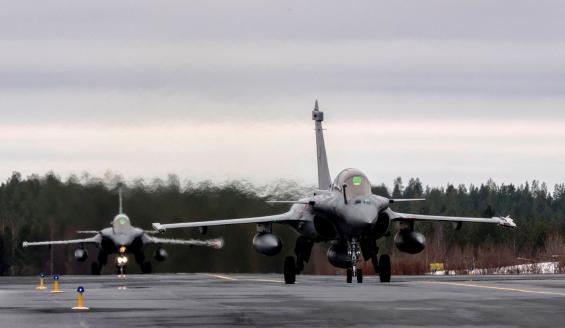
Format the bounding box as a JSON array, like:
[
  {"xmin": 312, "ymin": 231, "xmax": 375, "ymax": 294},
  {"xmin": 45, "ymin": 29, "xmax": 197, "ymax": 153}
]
[{"xmin": 1, "ymin": 273, "xmax": 564, "ymax": 328}]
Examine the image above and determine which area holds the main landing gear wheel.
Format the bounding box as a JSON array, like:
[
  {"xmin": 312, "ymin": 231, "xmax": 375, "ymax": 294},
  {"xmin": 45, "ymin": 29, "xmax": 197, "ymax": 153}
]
[
  {"xmin": 141, "ymin": 261, "xmax": 152, "ymax": 274},
  {"xmin": 91, "ymin": 262, "xmax": 101, "ymax": 275},
  {"xmin": 284, "ymin": 256, "xmax": 296, "ymax": 284},
  {"xmin": 379, "ymin": 255, "xmax": 391, "ymax": 283},
  {"xmin": 357, "ymin": 269, "xmax": 363, "ymax": 283},
  {"xmin": 346, "ymin": 268, "xmax": 353, "ymax": 283}
]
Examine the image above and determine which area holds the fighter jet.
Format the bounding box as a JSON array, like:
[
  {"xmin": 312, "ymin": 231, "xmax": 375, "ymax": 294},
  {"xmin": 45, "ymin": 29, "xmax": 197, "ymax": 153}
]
[
  {"xmin": 152, "ymin": 101, "xmax": 516, "ymax": 284},
  {"xmin": 23, "ymin": 189, "xmax": 223, "ymax": 274}
]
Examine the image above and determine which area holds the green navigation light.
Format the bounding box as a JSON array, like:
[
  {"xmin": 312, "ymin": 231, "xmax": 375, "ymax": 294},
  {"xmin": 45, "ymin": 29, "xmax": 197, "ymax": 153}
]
[{"xmin": 352, "ymin": 176, "xmax": 362, "ymax": 186}]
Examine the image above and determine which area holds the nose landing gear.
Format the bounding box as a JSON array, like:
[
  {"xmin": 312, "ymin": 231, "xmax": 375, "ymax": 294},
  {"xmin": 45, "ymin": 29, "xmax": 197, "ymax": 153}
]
[
  {"xmin": 346, "ymin": 238, "xmax": 363, "ymax": 284},
  {"xmin": 283, "ymin": 236, "xmax": 391, "ymax": 284},
  {"xmin": 349, "ymin": 238, "xmax": 391, "ymax": 283}
]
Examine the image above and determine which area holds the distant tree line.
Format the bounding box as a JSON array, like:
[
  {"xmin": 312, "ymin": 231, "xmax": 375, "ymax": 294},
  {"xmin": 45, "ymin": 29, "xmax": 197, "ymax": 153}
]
[
  {"xmin": 371, "ymin": 178, "xmax": 565, "ymax": 275},
  {"xmin": 0, "ymin": 172, "xmax": 564, "ymax": 276}
]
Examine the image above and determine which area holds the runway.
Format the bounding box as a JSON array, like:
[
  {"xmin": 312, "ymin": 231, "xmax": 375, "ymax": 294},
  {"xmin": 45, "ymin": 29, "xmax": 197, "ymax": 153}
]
[{"xmin": 1, "ymin": 274, "xmax": 564, "ymax": 327}]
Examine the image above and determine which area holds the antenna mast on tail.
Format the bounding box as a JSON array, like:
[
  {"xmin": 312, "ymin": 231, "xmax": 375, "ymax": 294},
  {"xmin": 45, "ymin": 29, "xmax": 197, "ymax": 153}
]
[
  {"xmin": 118, "ymin": 187, "xmax": 123, "ymax": 214},
  {"xmin": 312, "ymin": 100, "xmax": 332, "ymax": 190}
]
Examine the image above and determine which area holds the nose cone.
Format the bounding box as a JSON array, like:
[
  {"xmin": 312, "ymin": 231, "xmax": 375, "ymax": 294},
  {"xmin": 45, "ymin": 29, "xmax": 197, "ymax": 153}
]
[{"xmin": 340, "ymin": 200, "xmax": 379, "ymax": 235}]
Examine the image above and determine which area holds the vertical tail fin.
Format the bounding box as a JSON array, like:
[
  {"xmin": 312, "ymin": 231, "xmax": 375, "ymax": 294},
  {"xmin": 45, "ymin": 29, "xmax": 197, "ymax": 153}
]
[
  {"xmin": 118, "ymin": 187, "xmax": 123, "ymax": 214},
  {"xmin": 312, "ymin": 100, "xmax": 332, "ymax": 190}
]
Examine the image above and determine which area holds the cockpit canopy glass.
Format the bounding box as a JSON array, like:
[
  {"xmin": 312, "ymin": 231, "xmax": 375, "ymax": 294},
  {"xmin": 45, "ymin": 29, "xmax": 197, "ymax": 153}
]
[
  {"xmin": 332, "ymin": 168, "xmax": 372, "ymax": 201},
  {"xmin": 112, "ymin": 214, "xmax": 132, "ymax": 234}
]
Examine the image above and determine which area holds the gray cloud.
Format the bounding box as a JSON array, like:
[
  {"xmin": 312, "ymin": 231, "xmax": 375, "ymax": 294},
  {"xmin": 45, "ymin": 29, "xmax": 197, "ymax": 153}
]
[
  {"xmin": 1, "ymin": 0, "xmax": 564, "ymax": 186},
  {"xmin": 2, "ymin": 1, "xmax": 565, "ymax": 42},
  {"xmin": 1, "ymin": 39, "xmax": 565, "ymax": 124}
]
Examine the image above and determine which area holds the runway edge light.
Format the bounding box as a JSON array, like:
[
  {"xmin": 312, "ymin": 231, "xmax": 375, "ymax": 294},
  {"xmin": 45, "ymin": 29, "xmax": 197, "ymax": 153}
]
[
  {"xmin": 51, "ymin": 274, "xmax": 63, "ymax": 293},
  {"xmin": 36, "ymin": 272, "xmax": 47, "ymax": 290},
  {"xmin": 72, "ymin": 286, "xmax": 89, "ymax": 311}
]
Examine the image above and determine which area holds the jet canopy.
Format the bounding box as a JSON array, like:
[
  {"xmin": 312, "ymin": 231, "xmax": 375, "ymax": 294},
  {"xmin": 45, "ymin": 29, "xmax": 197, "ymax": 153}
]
[
  {"xmin": 332, "ymin": 168, "xmax": 372, "ymax": 201},
  {"xmin": 112, "ymin": 214, "xmax": 132, "ymax": 234}
]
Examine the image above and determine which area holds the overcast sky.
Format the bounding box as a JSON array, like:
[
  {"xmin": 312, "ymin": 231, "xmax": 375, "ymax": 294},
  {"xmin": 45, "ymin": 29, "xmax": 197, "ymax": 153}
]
[{"xmin": 1, "ymin": 0, "xmax": 564, "ymax": 188}]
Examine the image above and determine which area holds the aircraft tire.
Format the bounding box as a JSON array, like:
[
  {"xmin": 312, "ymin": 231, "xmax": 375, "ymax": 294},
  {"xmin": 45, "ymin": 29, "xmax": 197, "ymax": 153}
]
[
  {"xmin": 357, "ymin": 269, "xmax": 363, "ymax": 283},
  {"xmin": 91, "ymin": 262, "xmax": 101, "ymax": 275},
  {"xmin": 141, "ymin": 261, "xmax": 152, "ymax": 274},
  {"xmin": 283, "ymin": 256, "xmax": 296, "ymax": 284},
  {"xmin": 346, "ymin": 268, "xmax": 353, "ymax": 283},
  {"xmin": 379, "ymin": 255, "xmax": 391, "ymax": 283}
]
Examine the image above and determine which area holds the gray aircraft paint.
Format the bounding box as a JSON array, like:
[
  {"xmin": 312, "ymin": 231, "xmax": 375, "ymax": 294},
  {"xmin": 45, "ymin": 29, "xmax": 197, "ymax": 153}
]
[
  {"xmin": 313, "ymin": 100, "xmax": 331, "ymax": 191},
  {"xmin": 153, "ymin": 102, "xmax": 515, "ymax": 281},
  {"xmin": 23, "ymin": 190, "xmax": 223, "ymax": 273}
]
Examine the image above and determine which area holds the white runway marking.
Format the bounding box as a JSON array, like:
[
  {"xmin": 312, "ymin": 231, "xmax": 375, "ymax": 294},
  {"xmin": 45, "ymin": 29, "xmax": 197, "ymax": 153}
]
[
  {"xmin": 396, "ymin": 307, "xmax": 442, "ymax": 311},
  {"xmin": 422, "ymin": 281, "xmax": 565, "ymax": 297},
  {"xmin": 204, "ymin": 274, "xmax": 284, "ymax": 284},
  {"xmin": 249, "ymin": 279, "xmax": 284, "ymax": 284},
  {"xmin": 205, "ymin": 274, "xmax": 238, "ymax": 281}
]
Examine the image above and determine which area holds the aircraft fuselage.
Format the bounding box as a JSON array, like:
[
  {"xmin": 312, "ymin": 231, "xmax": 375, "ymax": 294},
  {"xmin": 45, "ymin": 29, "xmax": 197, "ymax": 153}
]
[
  {"xmin": 98, "ymin": 226, "xmax": 146, "ymax": 255},
  {"xmin": 283, "ymin": 169, "xmax": 391, "ymax": 242}
]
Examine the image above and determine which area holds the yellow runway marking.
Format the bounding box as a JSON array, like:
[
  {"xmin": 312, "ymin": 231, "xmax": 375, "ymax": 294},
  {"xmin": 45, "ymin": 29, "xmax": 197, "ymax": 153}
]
[{"xmin": 422, "ymin": 281, "xmax": 565, "ymax": 297}]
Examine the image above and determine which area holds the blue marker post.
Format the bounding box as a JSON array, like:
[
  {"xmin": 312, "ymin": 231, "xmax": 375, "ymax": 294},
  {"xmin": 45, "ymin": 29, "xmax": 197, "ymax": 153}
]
[
  {"xmin": 72, "ymin": 286, "xmax": 89, "ymax": 310},
  {"xmin": 51, "ymin": 274, "xmax": 63, "ymax": 293},
  {"xmin": 36, "ymin": 272, "xmax": 47, "ymax": 290}
]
